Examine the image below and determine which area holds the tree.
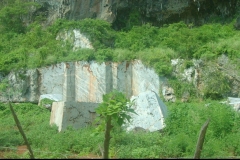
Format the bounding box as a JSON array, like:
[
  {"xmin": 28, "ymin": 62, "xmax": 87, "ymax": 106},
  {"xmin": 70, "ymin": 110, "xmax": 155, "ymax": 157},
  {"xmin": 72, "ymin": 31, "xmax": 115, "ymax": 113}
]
[
  {"xmin": 0, "ymin": 0, "xmax": 39, "ymax": 34},
  {"xmin": 92, "ymin": 90, "xmax": 137, "ymax": 159}
]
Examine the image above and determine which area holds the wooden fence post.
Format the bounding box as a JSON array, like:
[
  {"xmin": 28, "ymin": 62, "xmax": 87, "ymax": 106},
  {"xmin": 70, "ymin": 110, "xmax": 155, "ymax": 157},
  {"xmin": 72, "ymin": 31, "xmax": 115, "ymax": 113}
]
[
  {"xmin": 194, "ymin": 119, "xmax": 210, "ymax": 159},
  {"xmin": 9, "ymin": 102, "xmax": 35, "ymax": 159}
]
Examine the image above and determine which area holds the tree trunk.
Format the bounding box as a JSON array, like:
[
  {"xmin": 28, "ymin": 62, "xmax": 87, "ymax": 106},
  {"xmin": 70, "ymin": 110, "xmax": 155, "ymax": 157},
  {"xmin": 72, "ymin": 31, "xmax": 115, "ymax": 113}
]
[
  {"xmin": 103, "ymin": 116, "xmax": 112, "ymax": 159},
  {"xmin": 194, "ymin": 119, "xmax": 210, "ymax": 159},
  {"xmin": 9, "ymin": 102, "xmax": 35, "ymax": 159}
]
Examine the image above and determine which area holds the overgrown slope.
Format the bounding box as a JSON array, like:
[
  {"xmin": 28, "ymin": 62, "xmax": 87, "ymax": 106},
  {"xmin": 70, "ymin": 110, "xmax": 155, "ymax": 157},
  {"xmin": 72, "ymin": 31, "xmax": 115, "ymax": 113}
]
[
  {"xmin": 1, "ymin": 101, "xmax": 240, "ymax": 158},
  {"xmin": 0, "ymin": 0, "xmax": 240, "ymax": 100}
]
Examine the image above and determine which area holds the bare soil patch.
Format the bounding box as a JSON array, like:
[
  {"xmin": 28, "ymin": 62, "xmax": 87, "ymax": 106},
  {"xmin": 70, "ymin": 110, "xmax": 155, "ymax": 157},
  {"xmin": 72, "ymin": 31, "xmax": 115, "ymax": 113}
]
[
  {"xmin": 0, "ymin": 145, "xmax": 102, "ymax": 159},
  {"xmin": 17, "ymin": 145, "xmax": 28, "ymax": 155}
]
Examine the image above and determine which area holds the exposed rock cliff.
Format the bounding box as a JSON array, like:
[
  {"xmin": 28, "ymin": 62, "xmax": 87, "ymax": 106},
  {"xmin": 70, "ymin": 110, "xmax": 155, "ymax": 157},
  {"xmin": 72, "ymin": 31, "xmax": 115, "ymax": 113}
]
[
  {"xmin": 32, "ymin": 0, "xmax": 239, "ymax": 29},
  {"xmin": 1, "ymin": 57, "xmax": 239, "ymax": 103},
  {"xmin": 0, "ymin": 60, "xmax": 163, "ymax": 103}
]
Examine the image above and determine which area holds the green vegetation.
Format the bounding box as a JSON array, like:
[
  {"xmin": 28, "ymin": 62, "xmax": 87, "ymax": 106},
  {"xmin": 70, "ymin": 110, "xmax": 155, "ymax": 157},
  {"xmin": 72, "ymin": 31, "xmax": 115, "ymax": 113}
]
[
  {"xmin": 48, "ymin": 18, "xmax": 116, "ymax": 49},
  {"xmin": 1, "ymin": 0, "xmax": 240, "ymax": 158},
  {"xmin": 168, "ymin": 78, "xmax": 198, "ymax": 100},
  {"xmin": 0, "ymin": 0, "xmax": 239, "ymax": 78},
  {"xmin": 93, "ymin": 90, "xmax": 136, "ymax": 158},
  {"xmin": 201, "ymin": 64, "xmax": 231, "ymax": 100},
  {"xmin": 39, "ymin": 98, "xmax": 55, "ymax": 109},
  {"xmin": 1, "ymin": 100, "xmax": 240, "ymax": 158},
  {"xmin": 0, "ymin": 0, "xmax": 239, "ymax": 101},
  {"xmin": 0, "ymin": 0, "xmax": 40, "ymax": 34}
]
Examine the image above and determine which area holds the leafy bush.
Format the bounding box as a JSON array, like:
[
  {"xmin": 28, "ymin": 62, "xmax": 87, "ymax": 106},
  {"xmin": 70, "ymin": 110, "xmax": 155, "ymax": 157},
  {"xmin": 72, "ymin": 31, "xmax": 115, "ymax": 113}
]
[
  {"xmin": 164, "ymin": 100, "xmax": 240, "ymax": 158},
  {"xmin": 112, "ymin": 48, "xmax": 135, "ymax": 62},
  {"xmin": 168, "ymin": 78, "xmax": 198, "ymax": 99},
  {"xmin": 48, "ymin": 18, "xmax": 116, "ymax": 49},
  {"xmin": 201, "ymin": 66, "xmax": 231, "ymax": 100},
  {"xmin": 94, "ymin": 49, "xmax": 114, "ymax": 63},
  {"xmin": 115, "ymin": 23, "xmax": 160, "ymax": 52},
  {"xmin": 0, "ymin": 0, "xmax": 40, "ymax": 34},
  {"xmin": 93, "ymin": 90, "xmax": 136, "ymax": 158},
  {"xmin": 137, "ymin": 47, "xmax": 177, "ymax": 76}
]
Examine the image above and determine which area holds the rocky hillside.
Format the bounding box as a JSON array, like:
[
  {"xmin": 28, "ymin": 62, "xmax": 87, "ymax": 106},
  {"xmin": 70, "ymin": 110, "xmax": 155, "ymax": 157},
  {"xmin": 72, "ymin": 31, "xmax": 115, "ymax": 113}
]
[
  {"xmin": 0, "ymin": 0, "xmax": 240, "ymax": 103},
  {"xmin": 31, "ymin": 0, "xmax": 239, "ymax": 29}
]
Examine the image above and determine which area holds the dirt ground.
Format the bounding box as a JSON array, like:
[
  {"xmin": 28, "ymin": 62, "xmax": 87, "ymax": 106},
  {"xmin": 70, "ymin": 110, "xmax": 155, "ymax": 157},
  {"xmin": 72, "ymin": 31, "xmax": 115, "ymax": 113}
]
[
  {"xmin": 17, "ymin": 145, "xmax": 28, "ymax": 155},
  {"xmin": 0, "ymin": 145, "xmax": 102, "ymax": 159}
]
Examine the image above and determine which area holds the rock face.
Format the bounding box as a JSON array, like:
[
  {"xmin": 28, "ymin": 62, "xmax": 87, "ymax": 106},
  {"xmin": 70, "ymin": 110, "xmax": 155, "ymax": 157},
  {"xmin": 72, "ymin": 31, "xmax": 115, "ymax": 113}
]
[
  {"xmin": 124, "ymin": 90, "xmax": 168, "ymax": 132},
  {"xmin": 50, "ymin": 89, "xmax": 168, "ymax": 132},
  {"xmin": 32, "ymin": 0, "xmax": 239, "ymax": 29},
  {"xmin": 33, "ymin": 0, "xmax": 118, "ymax": 25},
  {"xmin": 228, "ymin": 97, "xmax": 240, "ymax": 111},
  {"xmin": 162, "ymin": 86, "xmax": 176, "ymax": 102},
  {"xmin": 56, "ymin": 29, "xmax": 94, "ymax": 51},
  {"xmin": 50, "ymin": 101, "xmax": 98, "ymax": 131},
  {"xmin": 0, "ymin": 60, "xmax": 161, "ymax": 103},
  {"xmin": 0, "ymin": 69, "xmax": 39, "ymax": 102},
  {"xmin": 1, "ymin": 57, "xmax": 239, "ymax": 103}
]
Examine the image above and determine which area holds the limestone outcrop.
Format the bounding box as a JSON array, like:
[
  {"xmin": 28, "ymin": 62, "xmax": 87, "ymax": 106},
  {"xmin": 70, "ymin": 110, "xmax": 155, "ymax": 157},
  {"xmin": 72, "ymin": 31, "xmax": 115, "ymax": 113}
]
[
  {"xmin": 50, "ymin": 101, "xmax": 98, "ymax": 132},
  {"xmin": 124, "ymin": 90, "xmax": 168, "ymax": 132},
  {"xmin": 228, "ymin": 97, "xmax": 240, "ymax": 111},
  {"xmin": 0, "ymin": 60, "xmax": 162, "ymax": 103},
  {"xmin": 56, "ymin": 29, "xmax": 94, "ymax": 51}
]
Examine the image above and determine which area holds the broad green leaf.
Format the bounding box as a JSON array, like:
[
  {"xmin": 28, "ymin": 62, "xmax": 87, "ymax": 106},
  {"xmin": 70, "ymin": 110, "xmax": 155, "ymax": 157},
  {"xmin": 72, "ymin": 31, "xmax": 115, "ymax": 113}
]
[
  {"xmin": 117, "ymin": 118, "xmax": 124, "ymax": 126},
  {"xmin": 110, "ymin": 99, "xmax": 116, "ymax": 104},
  {"xmin": 112, "ymin": 105, "xmax": 120, "ymax": 109},
  {"xmin": 125, "ymin": 115, "xmax": 131, "ymax": 122},
  {"xmin": 127, "ymin": 108, "xmax": 138, "ymax": 115}
]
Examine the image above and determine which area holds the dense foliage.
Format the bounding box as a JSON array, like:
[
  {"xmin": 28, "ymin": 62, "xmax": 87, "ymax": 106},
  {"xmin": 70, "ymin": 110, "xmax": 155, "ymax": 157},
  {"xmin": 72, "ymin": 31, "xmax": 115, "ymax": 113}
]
[
  {"xmin": 0, "ymin": 101, "xmax": 240, "ymax": 158},
  {"xmin": 0, "ymin": 0, "xmax": 239, "ymax": 77}
]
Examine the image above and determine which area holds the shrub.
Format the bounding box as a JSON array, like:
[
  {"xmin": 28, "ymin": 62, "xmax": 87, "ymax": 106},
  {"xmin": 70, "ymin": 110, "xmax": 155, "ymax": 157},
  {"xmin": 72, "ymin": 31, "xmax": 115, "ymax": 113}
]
[
  {"xmin": 0, "ymin": 0, "xmax": 40, "ymax": 34},
  {"xmin": 115, "ymin": 23, "xmax": 160, "ymax": 51},
  {"xmin": 168, "ymin": 78, "xmax": 198, "ymax": 99},
  {"xmin": 48, "ymin": 18, "xmax": 116, "ymax": 49},
  {"xmin": 164, "ymin": 100, "xmax": 240, "ymax": 158},
  {"xmin": 201, "ymin": 66, "xmax": 231, "ymax": 100},
  {"xmin": 137, "ymin": 47, "xmax": 177, "ymax": 76}
]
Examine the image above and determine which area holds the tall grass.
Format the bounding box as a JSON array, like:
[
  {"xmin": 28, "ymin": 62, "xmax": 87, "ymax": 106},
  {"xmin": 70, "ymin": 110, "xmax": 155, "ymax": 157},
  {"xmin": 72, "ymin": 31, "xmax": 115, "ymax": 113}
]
[{"xmin": 1, "ymin": 101, "xmax": 240, "ymax": 158}]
